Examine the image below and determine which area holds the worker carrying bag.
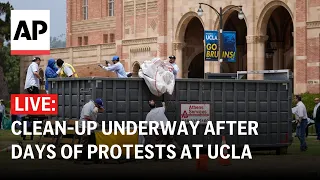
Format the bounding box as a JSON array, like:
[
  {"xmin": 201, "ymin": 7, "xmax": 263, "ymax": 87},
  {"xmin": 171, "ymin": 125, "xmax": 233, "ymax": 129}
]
[{"xmin": 138, "ymin": 58, "xmax": 175, "ymax": 97}]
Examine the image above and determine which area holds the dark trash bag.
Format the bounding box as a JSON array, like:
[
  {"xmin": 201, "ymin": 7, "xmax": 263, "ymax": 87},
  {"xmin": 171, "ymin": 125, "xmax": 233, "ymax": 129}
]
[
  {"xmin": 2, "ymin": 116, "xmax": 12, "ymax": 130},
  {"xmin": 127, "ymin": 73, "xmax": 133, "ymax": 77}
]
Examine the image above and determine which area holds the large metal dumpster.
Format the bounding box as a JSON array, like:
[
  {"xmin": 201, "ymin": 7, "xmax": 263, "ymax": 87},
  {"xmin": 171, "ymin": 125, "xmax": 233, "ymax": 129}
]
[{"xmin": 48, "ymin": 77, "xmax": 293, "ymax": 152}]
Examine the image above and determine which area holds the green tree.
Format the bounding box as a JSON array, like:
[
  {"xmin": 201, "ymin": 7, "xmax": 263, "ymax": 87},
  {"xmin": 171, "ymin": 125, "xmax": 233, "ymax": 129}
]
[
  {"xmin": 50, "ymin": 34, "xmax": 66, "ymax": 48},
  {"xmin": 0, "ymin": 45, "xmax": 20, "ymax": 94},
  {"xmin": 0, "ymin": 2, "xmax": 12, "ymax": 44},
  {"xmin": 0, "ymin": 2, "xmax": 13, "ymax": 100}
]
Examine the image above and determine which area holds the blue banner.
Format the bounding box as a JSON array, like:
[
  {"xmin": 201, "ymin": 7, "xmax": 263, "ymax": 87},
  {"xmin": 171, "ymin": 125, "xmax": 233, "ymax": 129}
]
[
  {"xmin": 222, "ymin": 31, "xmax": 236, "ymax": 62},
  {"xmin": 204, "ymin": 30, "xmax": 219, "ymax": 61},
  {"xmin": 204, "ymin": 30, "xmax": 236, "ymax": 62}
]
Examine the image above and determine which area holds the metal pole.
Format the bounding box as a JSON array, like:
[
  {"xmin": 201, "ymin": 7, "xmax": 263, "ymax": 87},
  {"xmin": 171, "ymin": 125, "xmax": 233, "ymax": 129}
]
[
  {"xmin": 198, "ymin": 3, "xmax": 243, "ymax": 73},
  {"xmin": 219, "ymin": 7, "xmax": 223, "ymax": 69}
]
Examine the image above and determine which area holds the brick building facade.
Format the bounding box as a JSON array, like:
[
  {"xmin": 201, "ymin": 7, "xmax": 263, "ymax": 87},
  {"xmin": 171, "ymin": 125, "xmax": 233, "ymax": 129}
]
[{"xmin": 20, "ymin": 0, "xmax": 320, "ymax": 94}]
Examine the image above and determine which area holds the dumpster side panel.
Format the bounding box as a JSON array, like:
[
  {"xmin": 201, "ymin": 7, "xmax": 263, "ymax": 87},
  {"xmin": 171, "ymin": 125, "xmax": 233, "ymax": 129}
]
[
  {"xmin": 49, "ymin": 79, "xmax": 95, "ymax": 120},
  {"xmin": 165, "ymin": 80, "xmax": 292, "ymax": 148},
  {"xmin": 50, "ymin": 78, "xmax": 292, "ymax": 149},
  {"xmin": 95, "ymin": 79, "xmax": 157, "ymax": 125}
]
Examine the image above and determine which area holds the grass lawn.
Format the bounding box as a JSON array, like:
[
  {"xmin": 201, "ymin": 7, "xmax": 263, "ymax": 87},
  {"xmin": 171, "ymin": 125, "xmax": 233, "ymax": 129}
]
[
  {"xmin": 0, "ymin": 130, "xmax": 40, "ymax": 150},
  {"xmin": 0, "ymin": 129, "xmax": 25, "ymax": 141},
  {"xmin": 287, "ymin": 137, "xmax": 320, "ymax": 156}
]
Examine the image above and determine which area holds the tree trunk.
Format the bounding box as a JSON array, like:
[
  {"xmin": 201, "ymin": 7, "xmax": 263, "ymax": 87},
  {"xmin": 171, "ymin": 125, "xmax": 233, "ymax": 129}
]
[{"xmin": 0, "ymin": 65, "xmax": 9, "ymax": 100}]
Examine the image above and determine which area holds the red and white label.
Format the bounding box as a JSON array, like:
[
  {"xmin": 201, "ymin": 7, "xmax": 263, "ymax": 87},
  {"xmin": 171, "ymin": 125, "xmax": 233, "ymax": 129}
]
[
  {"xmin": 10, "ymin": 10, "xmax": 50, "ymax": 55},
  {"xmin": 180, "ymin": 104, "xmax": 210, "ymax": 124},
  {"xmin": 11, "ymin": 94, "xmax": 58, "ymax": 115}
]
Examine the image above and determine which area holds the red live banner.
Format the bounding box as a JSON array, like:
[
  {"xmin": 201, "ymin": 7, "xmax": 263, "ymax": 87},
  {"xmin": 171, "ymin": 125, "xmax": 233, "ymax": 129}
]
[{"xmin": 11, "ymin": 94, "xmax": 58, "ymax": 115}]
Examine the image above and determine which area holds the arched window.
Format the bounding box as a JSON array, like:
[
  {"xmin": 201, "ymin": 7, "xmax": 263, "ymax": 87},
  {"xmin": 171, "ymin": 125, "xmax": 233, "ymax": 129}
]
[{"xmin": 132, "ymin": 62, "xmax": 140, "ymax": 77}]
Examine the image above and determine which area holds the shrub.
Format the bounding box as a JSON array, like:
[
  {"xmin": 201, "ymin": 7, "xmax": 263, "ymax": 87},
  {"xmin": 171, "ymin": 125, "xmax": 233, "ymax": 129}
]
[
  {"xmin": 1, "ymin": 100, "xmax": 10, "ymax": 115},
  {"xmin": 291, "ymin": 93, "xmax": 319, "ymax": 134},
  {"xmin": 300, "ymin": 93, "xmax": 320, "ymax": 118}
]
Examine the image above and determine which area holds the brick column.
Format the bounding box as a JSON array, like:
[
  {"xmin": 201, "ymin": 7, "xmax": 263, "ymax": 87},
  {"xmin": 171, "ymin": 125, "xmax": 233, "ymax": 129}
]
[
  {"xmin": 157, "ymin": 0, "xmax": 167, "ymax": 60},
  {"xmin": 173, "ymin": 42, "xmax": 186, "ymax": 78},
  {"xmin": 246, "ymin": 35, "xmax": 269, "ymax": 80},
  {"xmin": 115, "ymin": 0, "xmax": 123, "ymax": 58},
  {"xmin": 66, "ymin": 0, "xmax": 72, "ymax": 47},
  {"xmin": 295, "ymin": 0, "xmax": 307, "ymax": 94}
]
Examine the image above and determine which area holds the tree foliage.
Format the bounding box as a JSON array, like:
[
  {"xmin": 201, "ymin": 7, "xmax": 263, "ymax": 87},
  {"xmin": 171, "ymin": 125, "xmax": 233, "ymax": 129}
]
[
  {"xmin": 0, "ymin": 2, "xmax": 13, "ymax": 43},
  {"xmin": 50, "ymin": 34, "xmax": 66, "ymax": 48},
  {"xmin": 0, "ymin": 45, "xmax": 20, "ymax": 94},
  {"xmin": 0, "ymin": 2, "xmax": 13, "ymax": 100}
]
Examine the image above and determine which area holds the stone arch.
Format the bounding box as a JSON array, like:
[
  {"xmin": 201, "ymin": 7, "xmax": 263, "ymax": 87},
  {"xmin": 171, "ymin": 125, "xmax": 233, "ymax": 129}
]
[
  {"xmin": 175, "ymin": 11, "xmax": 205, "ymax": 43},
  {"xmin": 132, "ymin": 61, "xmax": 140, "ymax": 77},
  {"xmin": 256, "ymin": 0, "xmax": 294, "ymax": 36},
  {"xmin": 213, "ymin": 5, "xmax": 248, "ymax": 30},
  {"xmin": 257, "ymin": 1, "xmax": 294, "ymax": 76},
  {"xmin": 182, "ymin": 16, "xmax": 204, "ymax": 78}
]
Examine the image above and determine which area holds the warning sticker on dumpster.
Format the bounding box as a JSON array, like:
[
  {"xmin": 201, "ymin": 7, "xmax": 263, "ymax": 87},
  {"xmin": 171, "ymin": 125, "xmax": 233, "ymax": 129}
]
[{"xmin": 180, "ymin": 104, "xmax": 210, "ymax": 124}]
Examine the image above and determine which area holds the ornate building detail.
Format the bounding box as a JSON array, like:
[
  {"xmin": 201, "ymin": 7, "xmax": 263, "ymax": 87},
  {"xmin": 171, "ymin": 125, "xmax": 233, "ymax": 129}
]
[
  {"xmin": 262, "ymin": 0, "xmax": 285, "ymax": 7},
  {"xmin": 72, "ymin": 18, "xmax": 115, "ymax": 33},
  {"xmin": 308, "ymin": 80, "xmax": 320, "ymax": 84},
  {"xmin": 136, "ymin": 0, "xmax": 146, "ymax": 14},
  {"xmin": 246, "ymin": 35, "xmax": 269, "ymax": 44},
  {"xmin": 173, "ymin": 42, "xmax": 186, "ymax": 50},
  {"xmin": 257, "ymin": 1, "xmax": 293, "ymax": 34},
  {"xmin": 51, "ymin": 48, "xmax": 69, "ymax": 54},
  {"xmin": 306, "ymin": 21, "xmax": 320, "ymax": 29},
  {"xmin": 101, "ymin": 43, "xmax": 116, "ymax": 49},
  {"xmin": 124, "ymin": 1, "xmax": 134, "ymax": 16},
  {"xmin": 130, "ymin": 46, "xmax": 151, "ymax": 53},
  {"xmin": 147, "ymin": 0, "xmax": 157, "ymax": 10},
  {"xmin": 150, "ymin": 19, "xmax": 157, "ymax": 30},
  {"xmin": 122, "ymin": 37, "xmax": 157, "ymax": 46},
  {"xmin": 73, "ymin": 45, "xmax": 97, "ymax": 52},
  {"xmin": 130, "ymin": 46, "xmax": 151, "ymax": 62}
]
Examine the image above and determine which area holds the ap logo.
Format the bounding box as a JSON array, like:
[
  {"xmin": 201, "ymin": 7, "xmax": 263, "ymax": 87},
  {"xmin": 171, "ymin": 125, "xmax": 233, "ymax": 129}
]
[{"xmin": 10, "ymin": 10, "xmax": 50, "ymax": 55}]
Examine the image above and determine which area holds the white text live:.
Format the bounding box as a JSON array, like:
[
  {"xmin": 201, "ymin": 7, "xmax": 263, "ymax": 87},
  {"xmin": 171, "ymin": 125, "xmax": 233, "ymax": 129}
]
[{"xmin": 14, "ymin": 97, "xmax": 54, "ymax": 112}]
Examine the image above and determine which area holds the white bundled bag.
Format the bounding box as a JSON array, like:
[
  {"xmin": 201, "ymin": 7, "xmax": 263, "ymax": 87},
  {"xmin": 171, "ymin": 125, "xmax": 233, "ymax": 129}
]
[{"xmin": 138, "ymin": 58, "xmax": 175, "ymax": 96}]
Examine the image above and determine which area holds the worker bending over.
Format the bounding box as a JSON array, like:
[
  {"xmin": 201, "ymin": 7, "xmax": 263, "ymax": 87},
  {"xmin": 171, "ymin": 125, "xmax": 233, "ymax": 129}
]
[
  {"xmin": 98, "ymin": 56, "xmax": 132, "ymax": 78},
  {"xmin": 145, "ymin": 100, "xmax": 181, "ymax": 160},
  {"xmin": 76, "ymin": 98, "xmax": 104, "ymax": 163}
]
